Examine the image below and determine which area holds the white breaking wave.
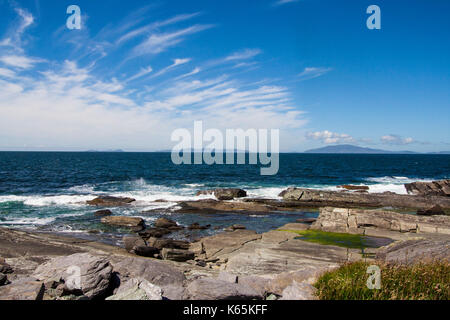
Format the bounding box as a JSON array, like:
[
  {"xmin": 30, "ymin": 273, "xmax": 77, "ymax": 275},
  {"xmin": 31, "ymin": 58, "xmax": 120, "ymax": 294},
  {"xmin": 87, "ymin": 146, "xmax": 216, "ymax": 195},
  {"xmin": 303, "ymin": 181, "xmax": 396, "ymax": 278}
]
[
  {"xmin": 0, "ymin": 194, "xmax": 94, "ymax": 206},
  {"xmin": 0, "ymin": 216, "xmax": 56, "ymax": 225},
  {"xmin": 363, "ymin": 176, "xmax": 434, "ymax": 195}
]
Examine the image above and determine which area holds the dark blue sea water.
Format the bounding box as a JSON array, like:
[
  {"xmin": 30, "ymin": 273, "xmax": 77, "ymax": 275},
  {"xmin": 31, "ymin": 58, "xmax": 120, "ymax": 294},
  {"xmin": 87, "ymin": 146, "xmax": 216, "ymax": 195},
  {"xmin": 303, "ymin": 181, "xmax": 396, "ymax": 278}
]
[{"xmin": 0, "ymin": 152, "xmax": 449, "ymax": 244}]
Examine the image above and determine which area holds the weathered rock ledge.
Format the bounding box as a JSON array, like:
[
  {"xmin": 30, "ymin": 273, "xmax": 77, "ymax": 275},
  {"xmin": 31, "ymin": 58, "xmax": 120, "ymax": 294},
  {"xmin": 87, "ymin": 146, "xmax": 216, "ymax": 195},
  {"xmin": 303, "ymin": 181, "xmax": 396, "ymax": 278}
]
[
  {"xmin": 311, "ymin": 207, "xmax": 450, "ymax": 237},
  {"xmin": 279, "ymin": 187, "xmax": 450, "ymax": 210}
]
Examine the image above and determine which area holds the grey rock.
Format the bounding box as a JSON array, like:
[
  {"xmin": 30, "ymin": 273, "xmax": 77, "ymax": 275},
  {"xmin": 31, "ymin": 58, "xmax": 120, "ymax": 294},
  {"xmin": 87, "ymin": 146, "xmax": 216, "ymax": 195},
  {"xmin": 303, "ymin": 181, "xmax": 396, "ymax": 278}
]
[
  {"xmin": 107, "ymin": 278, "xmax": 162, "ymax": 300},
  {"xmin": 133, "ymin": 246, "xmax": 160, "ymax": 257},
  {"xmin": 33, "ymin": 253, "xmax": 113, "ymax": 299},
  {"xmin": 184, "ymin": 278, "xmax": 262, "ymax": 300},
  {"xmin": 112, "ymin": 257, "xmax": 186, "ymax": 288},
  {"xmin": 0, "ymin": 277, "xmax": 45, "ymax": 300},
  {"xmin": 217, "ymin": 271, "xmax": 238, "ymax": 283},
  {"xmin": 279, "ymin": 281, "xmax": 317, "ymax": 300}
]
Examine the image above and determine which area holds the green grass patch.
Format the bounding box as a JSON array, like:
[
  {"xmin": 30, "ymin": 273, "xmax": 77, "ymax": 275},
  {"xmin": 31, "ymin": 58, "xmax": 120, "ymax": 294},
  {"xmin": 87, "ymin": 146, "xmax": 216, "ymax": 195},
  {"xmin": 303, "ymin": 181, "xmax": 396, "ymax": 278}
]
[
  {"xmin": 314, "ymin": 261, "xmax": 450, "ymax": 300},
  {"xmin": 279, "ymin": 229, "xmax": 391, "ymax": 251}
]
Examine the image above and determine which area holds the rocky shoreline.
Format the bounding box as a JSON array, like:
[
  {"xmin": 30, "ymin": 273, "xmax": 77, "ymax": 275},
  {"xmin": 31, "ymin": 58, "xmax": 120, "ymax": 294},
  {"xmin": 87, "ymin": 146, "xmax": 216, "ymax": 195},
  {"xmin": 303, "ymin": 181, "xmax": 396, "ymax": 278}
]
[{"xmin": 0, "ymin": 179, "xmax": 449, "ymax": 300}]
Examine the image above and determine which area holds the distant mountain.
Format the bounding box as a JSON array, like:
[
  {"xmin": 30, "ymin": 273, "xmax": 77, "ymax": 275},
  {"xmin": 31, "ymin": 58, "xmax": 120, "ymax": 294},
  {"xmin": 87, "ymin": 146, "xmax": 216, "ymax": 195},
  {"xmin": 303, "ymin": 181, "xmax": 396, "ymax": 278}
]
[
  {"xmin": 304, "ymin": 144, "xmax": 418, "ymax": 154},
  {"xmin": 427, "ymin": 151, "xmax": 450, "ymax": 155}
]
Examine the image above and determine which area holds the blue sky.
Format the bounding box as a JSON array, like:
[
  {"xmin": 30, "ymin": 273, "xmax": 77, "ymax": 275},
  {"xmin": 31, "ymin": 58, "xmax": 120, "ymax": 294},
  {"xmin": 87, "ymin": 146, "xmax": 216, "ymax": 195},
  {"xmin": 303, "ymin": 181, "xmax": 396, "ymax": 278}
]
[{"xmin": 0, "ymin": 0, "xmax": 449, "ymax": 152}]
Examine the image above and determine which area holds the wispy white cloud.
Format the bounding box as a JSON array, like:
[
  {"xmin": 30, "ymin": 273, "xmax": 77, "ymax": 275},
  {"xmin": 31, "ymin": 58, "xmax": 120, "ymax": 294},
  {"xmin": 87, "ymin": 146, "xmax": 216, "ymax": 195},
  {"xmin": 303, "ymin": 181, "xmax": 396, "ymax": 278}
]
[
  {"xmin": 0, "ymin": 55, "xmax": 43, "ymax": 69},
  {"xmin": 298, "ymin": 67, "xmax": 332, "ymax": 80},
  {"xmin": 273, "ymin": 0, "xmax": 299, "ymax": 7},
  {"xmin": 380, "ymin": 134, "xmax": 415, "ymax": 145},
  {"xmin": 0, "ymin": 68, "xmax": 16, "ymax": 78},
  {"xmin": 225, "ymin": 48, "xmax": 262, "ymax": 61},
  {"xmin": 306, "ymin": 130, "xmax": 355, "ymax": 144},
  {"xmin": 117, "ymin": 12, "xmax": 202, "ymax": 45},
  {"xmin": 131, "ymin": 24, "xmax": 214, "ymax": 57},
  {"xmin": 126, "ymin": 66, "xmax": 153, "ymax": 82},
  {"xmin": 175, "ymin": 67, "xmax": 201, "ymax": 80}
]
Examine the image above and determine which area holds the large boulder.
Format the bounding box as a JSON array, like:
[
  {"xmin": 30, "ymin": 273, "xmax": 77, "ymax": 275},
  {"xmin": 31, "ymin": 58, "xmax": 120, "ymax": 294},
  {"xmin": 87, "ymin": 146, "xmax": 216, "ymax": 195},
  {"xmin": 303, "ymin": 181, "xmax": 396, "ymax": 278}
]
[
  {"xmin": 196, "ymin": 188, "xmax": 247, "ymax": 200},
  {"xmin": 101, "ymin": 216, "xmax": 144, "ymax": 228},
  {"xmin": 184, "ymin": 278, "xmax": 263, "ymax": 300},
  {"xmin": 87, "ymin": 196, "xmax": 136, "ymax": 206},
  {"xmin": 405, "ymin": 179, "xmax": 450, "ymax": 197},
  {"xmin": 33, "ymin": 253, "xmax": 113, "ymax": 299}
]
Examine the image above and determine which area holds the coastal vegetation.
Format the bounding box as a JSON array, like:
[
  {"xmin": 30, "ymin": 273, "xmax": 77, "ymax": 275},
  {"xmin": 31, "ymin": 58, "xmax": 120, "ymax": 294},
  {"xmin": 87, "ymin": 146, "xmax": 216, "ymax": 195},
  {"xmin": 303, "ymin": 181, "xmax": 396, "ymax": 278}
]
[{"xmin": 314, "ymin": 261, "xmax": 450, "ymax": 300}]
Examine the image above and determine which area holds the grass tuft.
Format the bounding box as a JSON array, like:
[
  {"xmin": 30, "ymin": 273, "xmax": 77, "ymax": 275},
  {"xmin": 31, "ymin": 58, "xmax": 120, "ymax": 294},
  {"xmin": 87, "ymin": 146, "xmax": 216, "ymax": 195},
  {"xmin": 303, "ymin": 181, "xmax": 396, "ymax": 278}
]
[{"xmin": 314, "ymin": 261, "xmax": 450, "ymax": 300}]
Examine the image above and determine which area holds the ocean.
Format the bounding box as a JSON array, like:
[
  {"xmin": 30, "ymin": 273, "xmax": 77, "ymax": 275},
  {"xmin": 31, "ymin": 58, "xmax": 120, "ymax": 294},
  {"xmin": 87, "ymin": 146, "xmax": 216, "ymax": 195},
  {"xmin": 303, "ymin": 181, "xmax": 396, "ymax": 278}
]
[{"xmin": 0, "ymin": 152, "xmax": 449, "ymax": 244}]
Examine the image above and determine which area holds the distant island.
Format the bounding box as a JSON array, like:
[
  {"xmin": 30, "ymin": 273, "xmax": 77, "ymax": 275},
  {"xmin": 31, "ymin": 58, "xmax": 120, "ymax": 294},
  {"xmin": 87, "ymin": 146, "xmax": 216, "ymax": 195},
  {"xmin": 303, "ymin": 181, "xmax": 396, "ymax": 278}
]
[{"xmin": 304, "ymin": 144, "xmax": 450, "ymax": 154}]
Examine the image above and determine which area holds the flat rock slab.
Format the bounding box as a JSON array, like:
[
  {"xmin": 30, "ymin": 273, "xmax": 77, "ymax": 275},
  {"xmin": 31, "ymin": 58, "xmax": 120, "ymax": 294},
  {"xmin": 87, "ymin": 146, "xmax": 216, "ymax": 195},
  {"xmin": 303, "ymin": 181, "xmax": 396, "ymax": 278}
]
[
  {"xmin": 111, "ymin": 256, "xmax": 186, "ymax": 288},
  {"xmin": 184, "ymin": 278, "xmax": 262, "ymax": 300},
  {"xmin": 0, "ymin": 277, "xmax": 45, "ymax": 300},
  {"xmin": 190, "ymin": 230, "xmax": 262, "ymax": 260},
  {"xmin": 376, "ymin": 239, "xmax": 450, "ymax": 264}
]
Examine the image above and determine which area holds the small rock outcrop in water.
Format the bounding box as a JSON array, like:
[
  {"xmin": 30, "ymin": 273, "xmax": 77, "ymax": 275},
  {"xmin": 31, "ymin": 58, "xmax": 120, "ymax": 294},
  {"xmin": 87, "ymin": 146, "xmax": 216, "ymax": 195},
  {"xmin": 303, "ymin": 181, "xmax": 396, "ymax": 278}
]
[
  {"xmin": 188, "ymin": 223, "xmax": 211, "ymax": 230},
  {"xmin": 405, "ymin": 179, "xmax": 450, "ymax": 197},
  {"xmin": 94, "ymin": 209, "xmax": 112, "ymax": 216},
  {"xmin": 154, "ymin": 217, "xmax": 182, "ymax": 229},
  {"xmin": 101, "ymin": 216, "xmax": 145, "ymax": 228},
  {"xmin": 196, "ymin": 188, "xmax": 247, "ymax": 200},
  {"xmin": 87, "ymin": 196, "xmax": 136, "ymax": 206},
  {"xmin": 337, "ymin": 185, "xmax": 369, "ymax": 191}
]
